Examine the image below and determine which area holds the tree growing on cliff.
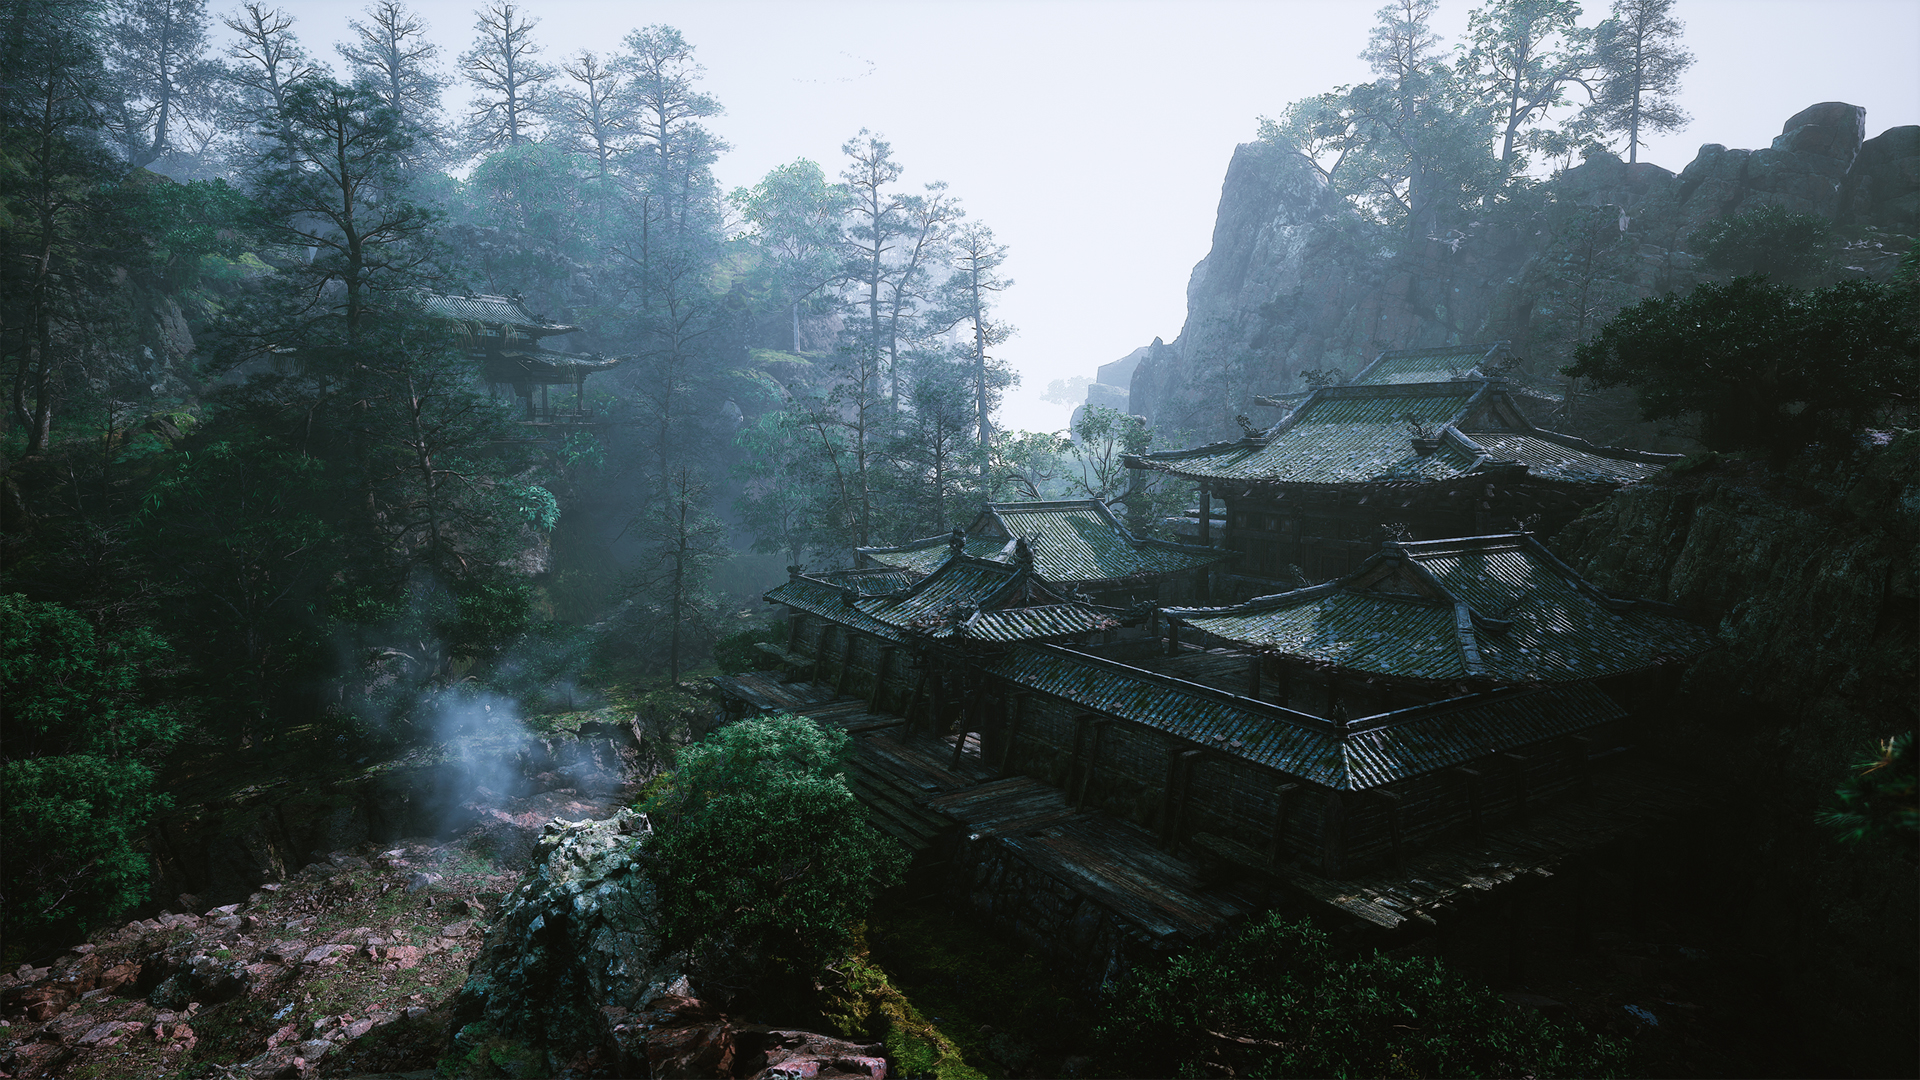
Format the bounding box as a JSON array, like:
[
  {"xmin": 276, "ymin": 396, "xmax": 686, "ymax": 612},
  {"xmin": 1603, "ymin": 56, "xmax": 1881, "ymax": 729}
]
[
  {"xmin": 1589, "ymin": 0, "xmax": 1692, "ymax": 164},
  {"xmin": 1564, "ymin": 276, "xmax": 1919, "ymax": 461},
  {"xmin": 641, "ymin": 713, "xmax": 906, "ymax": 984},
  {"xmin": 1458, "ymin": 0, "xmax": 1596, "ymax": 167}
]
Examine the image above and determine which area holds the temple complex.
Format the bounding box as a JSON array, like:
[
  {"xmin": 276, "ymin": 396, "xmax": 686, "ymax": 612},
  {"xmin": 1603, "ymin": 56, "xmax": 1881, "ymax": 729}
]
[
  {"xmin": 722, "ymin": 513, "xmax": 1716, "ymax": 985},
  {"xmin": 1126, "ymin": 343, "xmax": 1678, "ymax": 595}
]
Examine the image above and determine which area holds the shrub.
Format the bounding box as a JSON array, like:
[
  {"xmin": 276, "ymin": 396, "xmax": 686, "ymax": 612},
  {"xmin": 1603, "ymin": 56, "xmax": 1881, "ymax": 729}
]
[
  {"xmin": 641, "ymin": 714, "xmax": 906, "ymax": 981},
  {"xmin": 1097, "ymin": 914, "xmax": 1628, "ymax": 1079},
  {"xmin": 712, "ymin": 619, "xmax": 786, "ymax": 676}
]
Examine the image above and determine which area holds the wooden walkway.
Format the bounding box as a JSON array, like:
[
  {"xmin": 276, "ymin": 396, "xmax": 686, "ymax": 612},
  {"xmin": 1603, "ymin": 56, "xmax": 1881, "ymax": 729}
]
[{"xmin": 712, "ymin": 674, "xmax": 1253, "ymax": 948}]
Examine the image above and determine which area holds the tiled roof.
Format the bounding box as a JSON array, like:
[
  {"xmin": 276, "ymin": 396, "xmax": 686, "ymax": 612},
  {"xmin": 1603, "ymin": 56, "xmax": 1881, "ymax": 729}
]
[
  {"xmin": 1350, "ymin": 342, "xmax": 1513, "ymax": 386},
  {"xmin": 1166, "ymin": 534, "xmax": 1717, "ymax": 684},
  {"xmin": 1128, "ymin": 381, "xmax": 1674, "ymax": 488},
  {"xmin": 993, "ymin": 644, "xmax": 1624, "ymax": 790},
  {"xmin": 860, "ymin": 499, "xmax": 1224, "ymax": 585},
  {"xmin": 487, "ymin": 348, "xmax": 627, "ymax": 381},
  {"xmin": 765, "ymin": 555, "xmax": 1125, "ymax": 645},
  {"xmin": 417, "ymin": 292, "xmax": 580, "ymax": 336}
]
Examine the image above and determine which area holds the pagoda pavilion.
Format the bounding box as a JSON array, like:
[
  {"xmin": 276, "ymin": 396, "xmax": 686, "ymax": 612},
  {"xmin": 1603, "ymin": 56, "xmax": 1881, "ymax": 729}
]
[{"xmin": 418, "ymin": 292, "xmax": 627, "ymax": 425}]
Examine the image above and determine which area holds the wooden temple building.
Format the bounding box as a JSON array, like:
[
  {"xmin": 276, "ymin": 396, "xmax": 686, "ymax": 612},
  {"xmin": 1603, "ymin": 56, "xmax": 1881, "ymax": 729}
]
[
  {"xmin": 721, "ymin": 514, "xmax": 1716, "ymax": 985},
  {"xmin": 854, "ymin": 498, "xmax": 1227, "ymax": 606},
  {"xmin": 417, "ymin": 292, "xmax": 626, "ymax": 425},
  {"xmin": 1126, "ymin": 343, "xmax": 1679, "ymax": 595}
]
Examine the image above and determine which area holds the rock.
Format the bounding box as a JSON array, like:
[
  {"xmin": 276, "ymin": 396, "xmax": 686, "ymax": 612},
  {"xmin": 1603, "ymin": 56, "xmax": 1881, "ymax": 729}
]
[
  {"xmin": 449, "ymin": 808, "xmax": 673, "ymax": 1072},
  {"xmin": 407, "ymin": 871, "xmax": 443, "ymax": 893},
  {"xmin": 148, "ymin": 953, "xmax": 251, "ymax": 1009},
  {"xmin": 1773, "ymin": 101, "xmax": 1867, "ymax": 166},
  {"xmin": 297, "ymin": 1038, "xmax": 332, "ymax": 1059}
]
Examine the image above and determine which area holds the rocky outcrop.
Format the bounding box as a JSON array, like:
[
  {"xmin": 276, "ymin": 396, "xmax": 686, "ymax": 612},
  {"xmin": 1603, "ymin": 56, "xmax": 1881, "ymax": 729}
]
[
  {"xmin": 1551, "ymin": 434, "xmax": 1919, "ymax": 1077},
  {"xmin": 1127, "ymin": 102, "xmax": 1919, "ymax": 442},
  {"xmin": 448, "ymin": 810, "xmax": 895, "ymax": 1078},
  {"xmin": 450, "ymin": 809, "xmax": 669, "ymax": 1074}
]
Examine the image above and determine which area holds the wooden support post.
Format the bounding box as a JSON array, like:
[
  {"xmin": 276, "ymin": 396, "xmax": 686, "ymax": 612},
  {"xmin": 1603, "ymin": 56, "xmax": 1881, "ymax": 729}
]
[
  {"xmin": 1067, "ymin": 715, "xmax": 1094, "ymax": 799},
  {"xmin": 1165, "ymin": 750, "xmax": 1205, "ymax": 851},
  {"xmin": 1076, "ymin": 719, "xmax": 1112, "ymax": 808},
  {"xmin": 1165, "ymin": 619, "xmax": 1180, "ymax": 656},
  {"xmin": 833, "ymin": 630, "xmax": 856, "ymax": 697},
  {"xmin": 787, "ymin": 612, "xmax": 802, "ymax": 652},
  {"xmin": 868, "ymin": 647, "xmax": 895, "ymax": 711},
  {"xmin": 1320, "ymin": 790, "xmax": 1346, "ymax": 876},
  {"xmin": 1455, "ymin": 767, "xmax": 1484, "ymax": 835},
  {"xmin": 999, "ymin": 694, "xmax": 1027, "ymax": 775},
  {"xmin": 810, "ymin": 624, "xmax": 833, "ymax": 686},
  {"xmin": 1265, "ymin": 782, "xmax": 1299, "ymax": 865},
  {"xmin": 1197, "ymin": 483, "xmax": 1211, "ymax": 546},
  {"xmin": 1275, "ymin": 663, "xmax": 1291, "ymax": 710},
  {"xmin": 904, "ymin": 668, "xmax": 929, "ymax": 732},
  {"xmin": 1504, "ymin": 751, "xmax": 1532, "ymax": 820},
  {"xmin": 1248, "ymin": 655, "xmax": 1263, "ymax": 701},
  {"xmin": 1378, "ymin": 788, "xmax": 1404, "ymax": 867}
]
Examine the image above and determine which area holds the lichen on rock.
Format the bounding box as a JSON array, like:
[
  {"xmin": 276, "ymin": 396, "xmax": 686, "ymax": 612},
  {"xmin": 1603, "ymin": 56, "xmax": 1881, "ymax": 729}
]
[{"xmin": 449, "ymin": 807, "xmax": 679, "ymax": 1074}]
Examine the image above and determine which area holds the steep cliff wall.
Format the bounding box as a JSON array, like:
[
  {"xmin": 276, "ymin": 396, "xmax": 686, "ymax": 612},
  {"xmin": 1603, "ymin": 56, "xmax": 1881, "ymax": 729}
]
[
  {"xmin": 1551, "ymin": 436, "xmax": 1919, "ymax": 1076},
  {"xmin": 1129, "ymin": 102, "xmax": 1920, "ymax": 445}
]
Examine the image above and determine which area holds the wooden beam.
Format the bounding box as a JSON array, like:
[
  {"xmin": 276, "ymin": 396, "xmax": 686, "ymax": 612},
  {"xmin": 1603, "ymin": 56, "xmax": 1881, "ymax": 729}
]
[{"xmin": 1076, "ymin": 719, "xmax": 1113, "ymax": 808}]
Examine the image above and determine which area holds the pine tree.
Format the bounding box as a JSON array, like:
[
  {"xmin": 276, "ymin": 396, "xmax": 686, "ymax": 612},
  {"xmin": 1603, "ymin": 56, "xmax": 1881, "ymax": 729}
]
[
  {"xmin": 1590, "ymin": 0, "xmax": 1692, "ymax": 164},
  {"xmin": 459, "ymin": 0, "xmax": 551, "ymax": 152}
]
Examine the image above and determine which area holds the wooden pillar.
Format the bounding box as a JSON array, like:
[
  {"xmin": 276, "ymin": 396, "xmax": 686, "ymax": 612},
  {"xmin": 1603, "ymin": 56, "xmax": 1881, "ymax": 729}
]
[
  {"xmin": 1197, "ymin": 483, "xmax": 1211, "ymax": 546},
  {"xmin": 1265, "ymin": 782, "xmax": 1299, "ymax": 865},
  {"xmin": 1165, "ymin": 750, "xmax": 1205, "ymax": 851},
  {"xmin": 787, "ymin": 611, "xmax": 802, "ymax": 652},
  {"xmin": 1247, "ymin": 655, "xmax": 1263, "ymax": 701},
  {"xmin": 833, "ymin": 630, "xmax": 857, "ymax": 696},
  {"xmin": 1275, "ymin": 662, "xmax": 1291, "ymax": 710},
  {"xmin": 999, "ymin": 694, "xmax": 1027, "ymax": 775},
  {"xmin": 868, "ymin": 646, "xmax": 896, "ymax": 711},
  {"xmin": 1456, "ymin": 766, "xmax": 1484, "ymax": 835},
  {"xmin": 1378, "ymin": 788, "xmax": 1404, "ymax": 867},
  {"xmin": 1320, "ymin": 790, "xmax": 1346, "ymax": 876},
  {"xmin": 810, "ymin": 624, "xmax": 834, "ymax": 686},
  {"xmin": 1076, "ymin": 719, "xmax": 1113, "ymax": 808},
  {"xmin": 1165, "ymin": 619, "xmax": 1180, "ymax": 656},
  {"xmin": 904, "ymin": 667, "xmax": 929, "ymax": 731},
  {"xmin": 1505, "ymin": 751, "xmax": 1532, "ymax": 821}
]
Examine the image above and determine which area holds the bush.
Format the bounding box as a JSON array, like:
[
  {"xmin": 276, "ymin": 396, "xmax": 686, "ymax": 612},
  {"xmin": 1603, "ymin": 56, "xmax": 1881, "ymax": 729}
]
[
  {"xmin": 641, "ymin": 714, "xmax": 906, "ymax": 982},
  {"xmin": 1, "ymin": 595, "xmax": 181, "ymax": 944},
  {"xmin": 1097, "ymin": 914, "xmax": 1628, "ymax": 1079}
]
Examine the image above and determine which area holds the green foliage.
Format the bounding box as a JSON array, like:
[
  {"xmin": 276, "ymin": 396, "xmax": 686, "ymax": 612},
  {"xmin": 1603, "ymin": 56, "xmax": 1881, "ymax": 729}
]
[
  {"xmin": 1565, "ymin": 276, "xmax": 1920, "ymax": 460},
  {"xmin": 1098, "ymin": 914, "xmax": 1628, "ymax": 1079},
  {"xmin": 0, "ymin": 594, "xmax": 180, "ymax": 943},
  {"xmin": 1691, "ymin": 204, "xmax": 1834, "ymax": 285},
  {"xmin": 712, "ymin": 619, "xmax": 785, "ymax": 676},
  {"xmin": 1818, "ymin": 731, "xmax": 1918, "ymax": 845},
  {"xmin": 641, "ymin": 714, "xmax": 907, "ymax": 980}
]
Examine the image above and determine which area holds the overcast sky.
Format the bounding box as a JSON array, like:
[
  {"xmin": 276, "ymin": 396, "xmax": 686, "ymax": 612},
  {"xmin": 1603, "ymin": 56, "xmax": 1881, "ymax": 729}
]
[{"xmin": 266, "ymin": 0, "xmax": 1920, "ymax": 432}]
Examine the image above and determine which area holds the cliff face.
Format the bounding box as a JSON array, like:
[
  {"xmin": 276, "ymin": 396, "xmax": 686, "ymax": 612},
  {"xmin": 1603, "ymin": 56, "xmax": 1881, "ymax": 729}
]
[
  {"xmin": 1129, "ymin": 102, "xmax": 1920, "ymax": 444},
  {"xmin": 1552, "ymin": 436, "xmax": 1919, "ymax": 1077}
]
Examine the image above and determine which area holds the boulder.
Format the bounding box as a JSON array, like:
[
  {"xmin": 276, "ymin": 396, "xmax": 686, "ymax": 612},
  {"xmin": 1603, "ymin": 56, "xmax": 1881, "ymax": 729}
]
[
  {"xmin": 448, "ymin": 808, "xmax": 674, "ymax": 1072},
  {"xmin": 1773, "ymin": 101, "xmax": 1867, "ymax": 167}
]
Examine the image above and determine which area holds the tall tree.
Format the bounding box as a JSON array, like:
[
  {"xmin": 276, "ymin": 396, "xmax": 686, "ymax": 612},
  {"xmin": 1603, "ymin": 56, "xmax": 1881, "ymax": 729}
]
[
  {"xmin": 879, "ymin": 182, "xmax": 963, "ymax": 412},
  {"xmin": 1261, "ymin": 0, "xmax": 1502, "ymax": 242},
  {"xmin": 103, "ymin": 0, "xmax": 222, "ymax": 171},
  {"xmin": 553, "ymin": 49, "xmax": 632, "ymax": 182},
  {"xmin": 220, "ymin": 3, "xmax": 319, "ymax": 117},
  {"xmin": 626, "ymin": 466, "xmax": 727, "ymax": 683},
  {"xmin": 337, "ymin": 1, "xmax": 448, "ymax": 150},
  {"xmin": 246, "ymin": 78, "xmax": 439, "ymax": 343},
  {"xmin": 732, "ymin": 159, "xmax": 847, "ymax": 353},
  {"xmin": 0, "ymin": 0, "xmax": 117, "ymax": 456},
  {"xmin": 1458, "ymin": 0, "xmax": 1593, "ymax": 166},
  {"xmin": 618, "ymin": 25, "xmax": 726, "ymax": 232},
  {"xmin": 940, "ymin": 222, "xmax": 1014, "ymax": 457},
  {"xmin": 459, "ymin": 0, "xmax": 551, "ymax": 152},
  {"xmin": 1589, "ymin": 0, "xmax": 1691, "ymax": 164}
]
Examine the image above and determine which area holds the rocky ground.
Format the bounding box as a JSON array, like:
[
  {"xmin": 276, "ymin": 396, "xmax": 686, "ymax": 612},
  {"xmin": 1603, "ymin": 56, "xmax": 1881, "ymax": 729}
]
[{"xmin": 0, "ymin": 781, "xmax": 614, "ymax": 1080}]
